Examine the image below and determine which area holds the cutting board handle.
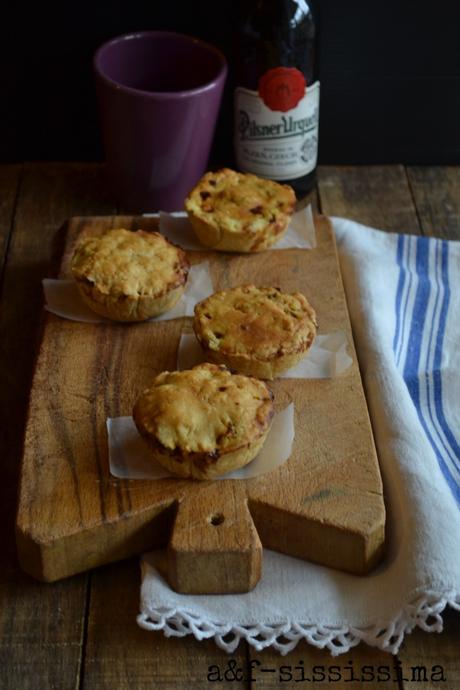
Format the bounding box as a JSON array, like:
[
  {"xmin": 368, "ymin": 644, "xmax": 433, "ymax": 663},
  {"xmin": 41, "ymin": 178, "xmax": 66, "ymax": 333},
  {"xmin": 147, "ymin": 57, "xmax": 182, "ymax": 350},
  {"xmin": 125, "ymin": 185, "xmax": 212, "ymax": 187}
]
[{"xmin": 167, "ymin": 482, "xmax": 262, "ymax": 594}]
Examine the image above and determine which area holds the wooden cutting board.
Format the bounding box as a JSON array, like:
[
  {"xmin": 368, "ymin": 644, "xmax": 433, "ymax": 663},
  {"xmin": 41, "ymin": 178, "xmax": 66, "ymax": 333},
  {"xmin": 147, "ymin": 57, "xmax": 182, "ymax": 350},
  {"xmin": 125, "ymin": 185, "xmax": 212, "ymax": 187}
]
[{"xmin": 16, "ymin": 214, "xmax": 385, "ymax": 594}]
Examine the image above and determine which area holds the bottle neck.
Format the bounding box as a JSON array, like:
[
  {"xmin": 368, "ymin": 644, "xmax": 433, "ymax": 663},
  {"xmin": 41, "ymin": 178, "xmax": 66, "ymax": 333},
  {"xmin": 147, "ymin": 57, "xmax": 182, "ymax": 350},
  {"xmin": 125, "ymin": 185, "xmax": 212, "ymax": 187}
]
[
  {"xmin": 244, "ymin": 0, "xmax": 314, "ymax": 29},
  {"xmin": 235, "ymin": 0, "xmax": 316, "ymax": 89}
]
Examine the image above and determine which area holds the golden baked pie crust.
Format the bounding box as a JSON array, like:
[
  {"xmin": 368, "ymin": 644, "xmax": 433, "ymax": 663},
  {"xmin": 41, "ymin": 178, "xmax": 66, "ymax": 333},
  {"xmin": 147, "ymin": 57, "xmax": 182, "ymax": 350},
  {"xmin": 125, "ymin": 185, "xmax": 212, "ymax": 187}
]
[
  {"xmin": 133, "ymin": 363, "xmax": 274, "ymax": 480},
  {"xmin": 185, "ymin": 168, "xmax": 296, "ymax": 253},
  {"xmin": 194, "ymin": 285, "xmax": 317, "ymax": 379},
  {"xmin": 71, "ymin": 228, "xmax": 189, "ymax": 321}
]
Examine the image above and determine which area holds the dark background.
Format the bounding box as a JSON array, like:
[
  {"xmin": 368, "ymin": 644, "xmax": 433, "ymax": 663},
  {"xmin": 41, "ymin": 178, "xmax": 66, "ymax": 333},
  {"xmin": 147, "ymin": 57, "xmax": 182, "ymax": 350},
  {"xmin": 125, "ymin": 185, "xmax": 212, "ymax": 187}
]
[{"xmin": 2, "ymin": 0, "xmax": 460, "ymax": 165}]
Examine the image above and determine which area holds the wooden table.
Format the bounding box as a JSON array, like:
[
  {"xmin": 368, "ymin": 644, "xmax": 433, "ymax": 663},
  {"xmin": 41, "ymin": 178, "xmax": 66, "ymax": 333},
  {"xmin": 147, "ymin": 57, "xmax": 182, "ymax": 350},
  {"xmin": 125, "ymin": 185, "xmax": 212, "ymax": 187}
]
[{"xmin": 1, "ymin": 163, "xmax": 459, "ymax": 689}]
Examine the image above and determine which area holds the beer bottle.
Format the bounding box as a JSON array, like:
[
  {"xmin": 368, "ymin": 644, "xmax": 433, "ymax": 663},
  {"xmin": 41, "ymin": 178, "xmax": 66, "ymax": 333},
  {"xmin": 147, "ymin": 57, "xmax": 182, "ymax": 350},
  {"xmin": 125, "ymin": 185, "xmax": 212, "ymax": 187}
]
[{"xmin": 234, "ymin": 0, "xmax": 319, "ymax": 198}]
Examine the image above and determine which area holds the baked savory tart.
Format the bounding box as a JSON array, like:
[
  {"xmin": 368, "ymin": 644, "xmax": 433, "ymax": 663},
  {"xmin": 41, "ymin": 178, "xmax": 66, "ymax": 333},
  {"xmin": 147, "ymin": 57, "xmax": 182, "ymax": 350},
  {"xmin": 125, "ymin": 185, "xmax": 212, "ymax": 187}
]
[
  {"xmin": 71, "ymin": 228, "xmax": 189, "ymax": 321},
  {"xmin": 133, "ymin": 363, "xmax": 274, "ymax": 480},
  {"xmin": 184, "ymin": 168, "xmax": 296, "ymax": 252},
  {"xmin": 194, "ymin": 285, "xmax": 317, "ymax": 380}
]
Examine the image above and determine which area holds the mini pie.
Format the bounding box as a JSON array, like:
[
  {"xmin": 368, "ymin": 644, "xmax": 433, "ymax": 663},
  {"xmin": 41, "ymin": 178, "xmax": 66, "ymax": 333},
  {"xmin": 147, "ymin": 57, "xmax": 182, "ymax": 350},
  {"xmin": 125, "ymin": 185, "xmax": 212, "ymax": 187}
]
[
  {"xmin": 184, "ymin": 168, "xmax": 296, "ymax": 252},
  {"xmin": 71, "ymin": 228, "xmax": 189, "ymax": 321},
  {"xmin": 133, "ymin": 363, "xmax": 274, "ymax": 480},
  {"xmin": 194, "ymin": 285, "xmax": 317, "ymax": 380}
]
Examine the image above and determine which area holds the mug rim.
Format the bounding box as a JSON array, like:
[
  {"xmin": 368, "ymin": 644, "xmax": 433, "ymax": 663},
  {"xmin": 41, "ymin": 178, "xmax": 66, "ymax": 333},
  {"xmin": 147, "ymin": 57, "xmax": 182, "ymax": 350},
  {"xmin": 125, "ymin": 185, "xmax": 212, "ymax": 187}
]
[{"xmin": 93, "ymin": 30, "xmax": 228, "ymax": 99}]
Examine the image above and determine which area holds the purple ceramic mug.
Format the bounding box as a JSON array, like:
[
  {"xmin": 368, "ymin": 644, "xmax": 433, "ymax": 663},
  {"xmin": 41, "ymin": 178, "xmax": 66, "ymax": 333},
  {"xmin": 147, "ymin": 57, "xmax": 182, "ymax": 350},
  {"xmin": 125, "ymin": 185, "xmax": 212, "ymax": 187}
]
[{"xmin": 94, "ymin": 31, "xmax": 227, "ymax": 212}]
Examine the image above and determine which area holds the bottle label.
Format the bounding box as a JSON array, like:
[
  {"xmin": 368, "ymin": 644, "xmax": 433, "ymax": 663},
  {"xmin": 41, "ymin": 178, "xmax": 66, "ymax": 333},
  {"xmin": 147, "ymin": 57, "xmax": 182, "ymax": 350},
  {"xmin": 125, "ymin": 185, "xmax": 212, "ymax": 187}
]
[{"xmin": 234, "ymin": 79, "xmax": 320, "ymax": 181}]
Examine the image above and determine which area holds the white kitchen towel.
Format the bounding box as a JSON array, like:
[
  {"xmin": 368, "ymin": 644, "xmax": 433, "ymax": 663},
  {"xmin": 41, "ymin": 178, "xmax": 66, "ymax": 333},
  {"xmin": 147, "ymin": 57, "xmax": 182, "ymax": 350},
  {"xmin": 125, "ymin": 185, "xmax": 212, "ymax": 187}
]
[{"xmin": 138, "ymin": 218, "xmax": 460, "ymax": 656}]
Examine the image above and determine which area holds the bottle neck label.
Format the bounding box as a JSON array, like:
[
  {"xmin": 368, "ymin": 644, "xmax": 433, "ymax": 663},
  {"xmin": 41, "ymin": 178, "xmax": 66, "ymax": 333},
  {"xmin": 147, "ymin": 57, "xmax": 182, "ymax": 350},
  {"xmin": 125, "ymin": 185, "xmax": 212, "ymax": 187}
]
[
  {"xmin": 234, "ymin": 80, "xmax": 320, "ymax": 181},
  {"xmin": 258, "ymin": 66, "xmax": 307, "ymax": 112}
]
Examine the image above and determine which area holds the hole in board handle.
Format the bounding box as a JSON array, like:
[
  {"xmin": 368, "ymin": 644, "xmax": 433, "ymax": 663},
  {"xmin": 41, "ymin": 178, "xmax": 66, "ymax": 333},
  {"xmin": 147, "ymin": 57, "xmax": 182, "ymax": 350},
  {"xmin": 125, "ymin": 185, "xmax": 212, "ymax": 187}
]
[{"xmin": 210, "ymin": 513, "xmax": 225, "ymax": 526}]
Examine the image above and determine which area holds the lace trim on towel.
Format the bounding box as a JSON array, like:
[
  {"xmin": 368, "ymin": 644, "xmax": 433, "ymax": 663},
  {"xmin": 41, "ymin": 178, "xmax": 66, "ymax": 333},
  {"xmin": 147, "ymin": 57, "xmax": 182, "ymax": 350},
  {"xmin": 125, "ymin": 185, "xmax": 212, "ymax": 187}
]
[{"xmin": 137, "ymin": 591, "xmax": 460, "ymax": 656}]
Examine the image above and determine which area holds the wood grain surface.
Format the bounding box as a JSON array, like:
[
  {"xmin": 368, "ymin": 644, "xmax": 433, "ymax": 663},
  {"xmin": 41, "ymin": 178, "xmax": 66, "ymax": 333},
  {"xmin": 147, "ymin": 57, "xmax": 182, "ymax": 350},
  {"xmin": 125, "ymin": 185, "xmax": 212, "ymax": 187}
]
[
  {"xmin": 16, "ymin": 212, "xmax": 385, "ymax": 592},
  {"xmin": 0, "ymin": 164, "xmax": 21, "ymax": 278},
  {"xmin": 0, "ymin": 164, "xmax": 113, "ymax": 690},
  {"xmin": 407, "ymin": 166, "xmax": 460, "ymax": 241},
  {"xmin": 1, "ymin": 163, "xmax": 459, "ymax": 690}
]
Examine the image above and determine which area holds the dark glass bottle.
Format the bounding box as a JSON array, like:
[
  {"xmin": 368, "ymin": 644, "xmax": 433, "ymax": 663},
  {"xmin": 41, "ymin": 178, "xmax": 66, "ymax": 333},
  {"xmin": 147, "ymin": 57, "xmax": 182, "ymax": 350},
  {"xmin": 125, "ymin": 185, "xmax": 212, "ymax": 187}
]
[{"xmin": 234, "ymin": 0, "xmax": 319, "ymax": 198}]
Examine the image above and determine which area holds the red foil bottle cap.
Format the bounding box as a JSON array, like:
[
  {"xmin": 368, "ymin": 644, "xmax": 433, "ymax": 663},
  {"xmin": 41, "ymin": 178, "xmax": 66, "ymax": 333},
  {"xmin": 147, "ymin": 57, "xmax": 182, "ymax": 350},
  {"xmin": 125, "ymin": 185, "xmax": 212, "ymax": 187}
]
[{"xmin": 258, "ymin": 67, "xmax": 307, "ymax": 112}]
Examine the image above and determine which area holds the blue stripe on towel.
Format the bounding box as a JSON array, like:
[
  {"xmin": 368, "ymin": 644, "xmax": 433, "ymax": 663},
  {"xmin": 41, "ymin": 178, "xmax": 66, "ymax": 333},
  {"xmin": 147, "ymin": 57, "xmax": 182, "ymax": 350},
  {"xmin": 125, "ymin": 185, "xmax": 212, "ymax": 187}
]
[
  {"xmin": 422, "ymin": 240, "xmax": 460, "ymax": 498},
  {"xmin": 433, "ymin": 242, "xmax": 460, "ymax": 460},
  {"xmin": 395, "ymin": 235, "xmax": 414, "ymax": 367},
  {"xmin": 403, "ymin": 237, "xmax": 430, "ymax": 407},
  {"xmin": 395, "ymin": 235, "xmax": 460, "ymax": 503},
  {"xmin": 423, "ymin": 242, "xmax": 453, "ymax": 465},
  {"xmin": 393, "ymin": 235, "xmax": 406, "ymax": 356}
]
